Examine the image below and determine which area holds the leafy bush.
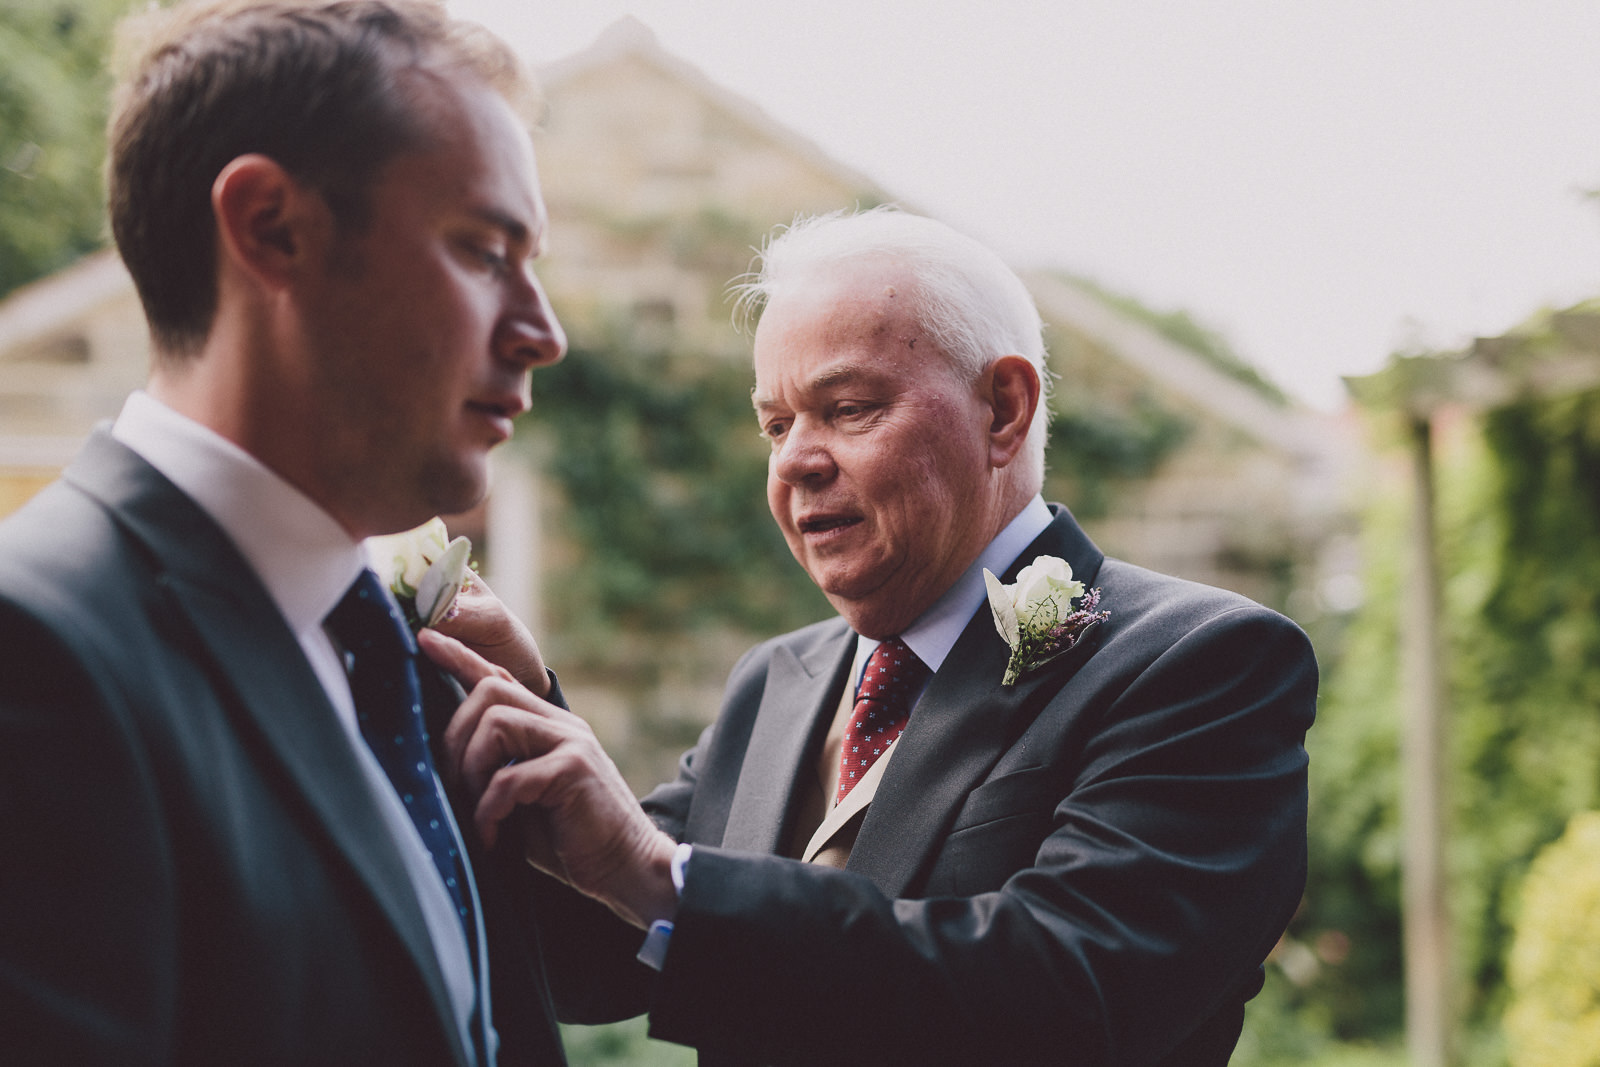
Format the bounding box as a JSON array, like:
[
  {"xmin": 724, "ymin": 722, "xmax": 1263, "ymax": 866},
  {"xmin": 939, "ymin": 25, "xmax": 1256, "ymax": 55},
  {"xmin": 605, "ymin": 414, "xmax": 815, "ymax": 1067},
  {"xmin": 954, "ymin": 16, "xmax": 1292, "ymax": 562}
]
[{"xmin": 1504, "ymin": 810, "xmax": 1600, "ymax": 1067}]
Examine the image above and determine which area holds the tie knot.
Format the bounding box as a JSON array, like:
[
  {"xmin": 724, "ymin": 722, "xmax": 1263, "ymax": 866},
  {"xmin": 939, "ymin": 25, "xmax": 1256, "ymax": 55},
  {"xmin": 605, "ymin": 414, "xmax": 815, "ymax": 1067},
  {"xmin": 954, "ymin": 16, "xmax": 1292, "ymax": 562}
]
[
  {"xmin": 326, "ymin": 568, "xmax": 417, "ymax": 661},
  {"xmin": 858, "ymin": 637, "xmax": 929, "ymax": 705}
]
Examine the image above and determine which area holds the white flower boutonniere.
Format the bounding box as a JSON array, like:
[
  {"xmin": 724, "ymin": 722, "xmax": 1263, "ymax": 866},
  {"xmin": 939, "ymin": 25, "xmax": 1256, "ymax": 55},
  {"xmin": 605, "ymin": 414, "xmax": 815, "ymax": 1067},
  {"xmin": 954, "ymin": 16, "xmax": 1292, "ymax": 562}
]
[
  {"xmin": 984, "ymin": 555, "xmax": 1109, "ymax": 686},
  {"xmin": 367, "ymin": 517, "xmax": 473, "ymax": 632}
]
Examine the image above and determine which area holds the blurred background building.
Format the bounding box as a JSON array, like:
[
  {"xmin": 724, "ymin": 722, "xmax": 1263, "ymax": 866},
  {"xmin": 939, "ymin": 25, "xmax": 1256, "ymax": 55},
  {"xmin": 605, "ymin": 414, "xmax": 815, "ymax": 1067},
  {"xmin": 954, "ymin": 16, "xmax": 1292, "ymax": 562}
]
[{"xmin": 0, "ymin": 21, "xmax": 1357, "ymax": 792}]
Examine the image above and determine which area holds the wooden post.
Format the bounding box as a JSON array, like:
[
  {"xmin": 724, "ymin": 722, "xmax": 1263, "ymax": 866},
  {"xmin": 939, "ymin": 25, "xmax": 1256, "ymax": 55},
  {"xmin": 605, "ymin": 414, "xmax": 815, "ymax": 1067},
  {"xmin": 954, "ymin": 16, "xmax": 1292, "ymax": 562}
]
[
  {"xmin": 484, "ymin": 446, "xmax": 542, "ymax": 635},
  {"xmin": 1401, "ymin": 413, "xmax": 1453, "ymax": 1067}
]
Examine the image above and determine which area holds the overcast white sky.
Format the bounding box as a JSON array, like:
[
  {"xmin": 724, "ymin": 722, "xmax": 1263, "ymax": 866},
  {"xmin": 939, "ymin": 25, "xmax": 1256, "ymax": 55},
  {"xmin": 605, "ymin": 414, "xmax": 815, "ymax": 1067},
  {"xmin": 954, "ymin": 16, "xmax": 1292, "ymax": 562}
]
[{"xmin": 452, "ymin": 0, "xmax": 1600, "ymax": 410}]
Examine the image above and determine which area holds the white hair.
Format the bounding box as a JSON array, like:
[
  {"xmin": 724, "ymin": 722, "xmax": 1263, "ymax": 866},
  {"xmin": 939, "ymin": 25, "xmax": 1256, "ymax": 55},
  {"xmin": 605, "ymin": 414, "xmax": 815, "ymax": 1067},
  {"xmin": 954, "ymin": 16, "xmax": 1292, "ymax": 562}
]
[{"xmin": 732, "ymin": 207, "xmax": 1050, "ymax": 483}]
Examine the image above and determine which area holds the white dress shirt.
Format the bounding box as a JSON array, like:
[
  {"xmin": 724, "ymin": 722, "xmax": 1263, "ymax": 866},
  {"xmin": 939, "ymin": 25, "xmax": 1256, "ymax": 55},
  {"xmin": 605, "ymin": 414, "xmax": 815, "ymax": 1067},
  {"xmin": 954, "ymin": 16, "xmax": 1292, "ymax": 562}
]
[{"xmin": 112, "ymin": 390, "xmax": 489, "ymax": 1064}]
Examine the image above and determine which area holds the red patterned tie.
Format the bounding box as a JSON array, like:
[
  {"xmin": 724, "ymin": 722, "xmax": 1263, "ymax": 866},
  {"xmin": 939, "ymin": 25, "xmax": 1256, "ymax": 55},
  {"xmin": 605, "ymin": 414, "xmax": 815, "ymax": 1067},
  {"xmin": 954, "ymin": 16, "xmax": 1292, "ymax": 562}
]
[{"xmin": 837, "ymin": 637, "xmax": 930, "ymax": 804}]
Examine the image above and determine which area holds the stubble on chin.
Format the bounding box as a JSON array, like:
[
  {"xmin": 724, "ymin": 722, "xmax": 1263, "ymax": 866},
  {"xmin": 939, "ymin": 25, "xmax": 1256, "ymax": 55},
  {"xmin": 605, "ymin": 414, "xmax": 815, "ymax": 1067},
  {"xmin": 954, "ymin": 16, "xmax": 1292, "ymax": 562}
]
[{"xmin": 425, "ymin": 460, "xmax": 490, "ymax": 519}]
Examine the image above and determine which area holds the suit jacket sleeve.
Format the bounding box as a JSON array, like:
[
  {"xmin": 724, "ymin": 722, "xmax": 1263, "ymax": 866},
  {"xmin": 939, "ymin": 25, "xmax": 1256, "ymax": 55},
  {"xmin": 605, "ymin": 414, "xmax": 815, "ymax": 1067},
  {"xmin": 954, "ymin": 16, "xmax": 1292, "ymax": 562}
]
[
  {"xmin": 469, "ymin": 670, "xmax": 674, "ymax": 1028},
  {"xmin": 523, "ymin": 673, "xmax": 734, "ymax": 1025},
  {"xmin": 646, "ymin": 595, "xmax": 1316, "ymax": 1066}
]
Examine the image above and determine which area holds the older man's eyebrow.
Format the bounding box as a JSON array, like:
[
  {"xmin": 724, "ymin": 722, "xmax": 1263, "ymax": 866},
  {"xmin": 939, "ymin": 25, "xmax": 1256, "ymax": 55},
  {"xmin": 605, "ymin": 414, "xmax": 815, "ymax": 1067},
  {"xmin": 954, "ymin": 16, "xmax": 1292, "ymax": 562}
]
[
  {"xmin": 811, "ymin": 365, "xmax": 870, "ymax": 389},
  {"xmin": 812, "ymin": 361, "xmax": 903, "ymax": 392},
  {"xmin": 752, "ymin": 363, "xmax": 891, "ymax": 409}
]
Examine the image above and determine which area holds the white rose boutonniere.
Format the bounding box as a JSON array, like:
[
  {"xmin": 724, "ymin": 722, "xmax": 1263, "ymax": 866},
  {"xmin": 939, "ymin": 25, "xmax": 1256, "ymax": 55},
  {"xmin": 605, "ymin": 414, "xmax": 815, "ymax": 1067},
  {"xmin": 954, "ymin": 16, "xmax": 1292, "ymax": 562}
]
[
  {"xmin": 984, "ymin": 555, "xmax": 1109, "ymax": 686},
  {"xmin": 367, "ymin": 517, "xmax": 473, "ymax": 632}
]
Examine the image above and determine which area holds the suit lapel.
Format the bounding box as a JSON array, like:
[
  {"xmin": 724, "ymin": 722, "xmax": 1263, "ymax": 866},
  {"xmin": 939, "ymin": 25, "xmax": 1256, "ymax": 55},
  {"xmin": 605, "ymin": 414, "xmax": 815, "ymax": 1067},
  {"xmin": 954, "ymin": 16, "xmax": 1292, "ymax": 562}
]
[
  {"xmin": 65, "ymin": 432, "xmax": 468, "ymax": 1064},
  {"xmin": 720, "ymin": 623, "xmax": 854, "ymax": 854},
  {"xmin": 848, "ymin": 506, "xmax": 1106, "ymax": 897}
]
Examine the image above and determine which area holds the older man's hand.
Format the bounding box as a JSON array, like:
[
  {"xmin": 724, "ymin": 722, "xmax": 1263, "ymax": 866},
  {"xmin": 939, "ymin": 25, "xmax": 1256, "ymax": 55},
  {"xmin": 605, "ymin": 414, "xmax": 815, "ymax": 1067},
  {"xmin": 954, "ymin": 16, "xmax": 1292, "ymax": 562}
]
[
  {"xmin": 428, "ymin": 572, "xmax": 552, "ymax": 697},
  {"xmin": 418, "ymin": 629, "xmax": 679, "ymax": 930}
]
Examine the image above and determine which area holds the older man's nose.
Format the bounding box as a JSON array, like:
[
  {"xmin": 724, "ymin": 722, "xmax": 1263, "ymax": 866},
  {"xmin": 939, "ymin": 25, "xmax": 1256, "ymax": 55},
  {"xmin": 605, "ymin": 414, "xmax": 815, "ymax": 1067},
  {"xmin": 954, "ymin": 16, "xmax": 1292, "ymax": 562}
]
[{"xmin": 771, "ymin": 420, "xmax": 836, "ymax": 485}]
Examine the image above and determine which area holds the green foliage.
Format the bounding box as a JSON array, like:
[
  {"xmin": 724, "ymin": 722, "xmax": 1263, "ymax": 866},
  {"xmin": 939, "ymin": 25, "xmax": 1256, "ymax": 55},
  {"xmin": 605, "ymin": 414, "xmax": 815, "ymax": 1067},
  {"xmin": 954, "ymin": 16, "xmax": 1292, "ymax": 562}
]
[
  {"xmin": 1044, "ymin": 395, "xmax": 1192, "ymax": 518},
  {"xmin": 0, "ymin": 0, "xmax": 123, "ymax": 296},
  {"xmin": 1305, "ymin": 383, "xmax": 1600, "ymax": 1054},
  {"xmin": 560, "ymin": 1019, "xmax": 696, "ymax": 1066},
  {"xmin": 1451, "ymin": 394, "xmax": 1600, "ymax": 1018},
  {"xmin": 525, "ymin": 326, "xmax": 831, "ymax": 658},
  {"xmin": 1292, "ymin": 481, "xmax": 1408, "ymax": 1039},
  {"xmin": 1234, "ymin": 969, "xmax": 1408, "ymax": 1067},
  {"xmin": 1063, "ymin": 274, "xmax": 1290, "ymax": 406},
  {"xmin": 1503, "ymin": 810, "xmax": 1600, "ymax": 1067}
]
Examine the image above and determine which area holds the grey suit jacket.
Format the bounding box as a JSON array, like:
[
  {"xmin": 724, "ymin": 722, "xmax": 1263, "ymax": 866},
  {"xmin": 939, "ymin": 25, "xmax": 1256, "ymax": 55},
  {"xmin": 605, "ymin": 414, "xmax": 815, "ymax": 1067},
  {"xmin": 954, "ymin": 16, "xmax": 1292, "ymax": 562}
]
[
  {"xmin": 0, "ymin": 431, "xmax": 563, "ymax": 1065},
  {"xmin": 539, "ymin": 505, "xmax": 1316, "ymax": 1066}
]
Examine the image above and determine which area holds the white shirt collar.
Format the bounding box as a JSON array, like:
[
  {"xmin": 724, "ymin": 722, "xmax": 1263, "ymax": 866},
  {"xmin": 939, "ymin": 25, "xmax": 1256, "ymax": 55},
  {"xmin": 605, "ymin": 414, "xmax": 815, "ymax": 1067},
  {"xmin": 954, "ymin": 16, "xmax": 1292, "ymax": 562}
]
[
  {"xmin": 111, "ymin": 390, "xmax": 367, "ymax": 638},
  {"xmin": 853, "ymin": 494, "xmax": 1054, "ymax": 681}
]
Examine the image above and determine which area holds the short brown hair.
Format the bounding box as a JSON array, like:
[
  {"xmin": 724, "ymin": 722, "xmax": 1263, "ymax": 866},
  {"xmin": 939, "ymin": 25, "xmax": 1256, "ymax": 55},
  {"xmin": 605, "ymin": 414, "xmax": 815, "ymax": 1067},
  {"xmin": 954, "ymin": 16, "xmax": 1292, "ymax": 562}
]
[{"xmin": 107, "ymin": 0, "xmax": 535, "ymax": 356}]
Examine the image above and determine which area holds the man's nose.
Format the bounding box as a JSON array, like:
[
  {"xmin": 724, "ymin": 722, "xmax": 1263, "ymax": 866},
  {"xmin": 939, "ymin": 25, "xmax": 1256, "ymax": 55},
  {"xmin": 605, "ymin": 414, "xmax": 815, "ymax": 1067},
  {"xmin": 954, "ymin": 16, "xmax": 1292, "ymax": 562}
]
[
  {"xmin": 498, "ymin": 268, "xmax": 567, "ymax": 369},
  {"xmin": 771, "ymin": 418, "xmax": 836, "ymax": 485}
]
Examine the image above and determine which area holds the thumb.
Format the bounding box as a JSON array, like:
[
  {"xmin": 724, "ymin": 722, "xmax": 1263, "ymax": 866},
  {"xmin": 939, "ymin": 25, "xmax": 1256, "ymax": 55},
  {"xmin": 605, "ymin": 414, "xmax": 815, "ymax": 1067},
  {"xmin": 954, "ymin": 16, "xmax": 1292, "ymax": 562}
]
[{"xmin": 417, "ymin": 627, "xmax": 513, "ymax": 688}]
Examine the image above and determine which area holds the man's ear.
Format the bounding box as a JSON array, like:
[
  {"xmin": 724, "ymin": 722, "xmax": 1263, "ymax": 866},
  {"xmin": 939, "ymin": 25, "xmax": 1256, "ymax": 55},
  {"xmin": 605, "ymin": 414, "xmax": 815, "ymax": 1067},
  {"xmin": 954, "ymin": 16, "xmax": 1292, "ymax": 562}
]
[
  {"xmin": 984, "ymin": 354, "xmax": 1042, "ymax": 469},
  {"xmin": 211, "ymin": 154, "xmax": 325, "ymax": 291}
]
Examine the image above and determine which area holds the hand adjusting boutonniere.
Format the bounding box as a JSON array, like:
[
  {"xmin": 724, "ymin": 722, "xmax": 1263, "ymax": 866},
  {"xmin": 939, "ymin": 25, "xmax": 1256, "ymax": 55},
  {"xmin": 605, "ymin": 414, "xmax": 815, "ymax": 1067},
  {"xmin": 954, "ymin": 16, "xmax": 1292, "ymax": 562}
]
[
  {"xmin": 984, "ymin": 555, "xmax": 1109, "ymax": 686},
  {"xmin": 367, "ymin": 517, "xmax": 473, "ymax": 633}
]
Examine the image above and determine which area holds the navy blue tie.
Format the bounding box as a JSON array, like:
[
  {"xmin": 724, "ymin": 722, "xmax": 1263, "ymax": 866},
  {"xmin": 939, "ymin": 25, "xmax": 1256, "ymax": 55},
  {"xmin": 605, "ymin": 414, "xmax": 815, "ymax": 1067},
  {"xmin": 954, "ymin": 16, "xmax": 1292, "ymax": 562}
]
[{"xmin": 326, "ymin": 569, "xmax": 474, "ymax": 941}]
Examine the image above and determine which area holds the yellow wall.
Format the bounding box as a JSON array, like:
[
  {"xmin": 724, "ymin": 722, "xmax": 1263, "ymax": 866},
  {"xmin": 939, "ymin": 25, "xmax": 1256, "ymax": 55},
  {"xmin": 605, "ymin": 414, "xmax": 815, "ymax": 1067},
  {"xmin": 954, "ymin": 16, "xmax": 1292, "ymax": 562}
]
[{"xmin": 0, "ymin": 471, "xmax": 57, "ymax": 520}]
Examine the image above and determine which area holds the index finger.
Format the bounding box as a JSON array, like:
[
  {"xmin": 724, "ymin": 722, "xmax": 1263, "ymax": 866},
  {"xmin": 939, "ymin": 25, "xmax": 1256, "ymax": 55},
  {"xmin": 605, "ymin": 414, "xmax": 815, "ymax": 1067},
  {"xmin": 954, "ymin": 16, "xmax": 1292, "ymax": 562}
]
[{"xmin": 417, "ymin": 627, "xmax": 512, "ymax": 689}]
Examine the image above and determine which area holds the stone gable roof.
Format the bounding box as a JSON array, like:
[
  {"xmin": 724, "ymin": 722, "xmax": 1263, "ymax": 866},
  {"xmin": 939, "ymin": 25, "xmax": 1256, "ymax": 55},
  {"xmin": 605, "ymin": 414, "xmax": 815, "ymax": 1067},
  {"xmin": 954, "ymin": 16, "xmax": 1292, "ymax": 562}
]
[
  {"xmin": 0, "ymin": 17, "xmax": 1339, "ymax": 477},
  {"xmin": 536, "ymin": 16, "xmax": 890, "ymax": 207},
  {"xmin": 1026, "ymin": 271, "xmax": 1332, "ymax": 464}
]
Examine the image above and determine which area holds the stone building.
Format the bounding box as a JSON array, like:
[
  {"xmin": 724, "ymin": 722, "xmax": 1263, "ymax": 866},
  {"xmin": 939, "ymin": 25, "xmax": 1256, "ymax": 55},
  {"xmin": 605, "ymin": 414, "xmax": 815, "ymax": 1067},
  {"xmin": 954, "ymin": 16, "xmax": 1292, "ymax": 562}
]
[{"xmin": 0, "ymin": 18, "xmax": 1354, "ymax": 785}]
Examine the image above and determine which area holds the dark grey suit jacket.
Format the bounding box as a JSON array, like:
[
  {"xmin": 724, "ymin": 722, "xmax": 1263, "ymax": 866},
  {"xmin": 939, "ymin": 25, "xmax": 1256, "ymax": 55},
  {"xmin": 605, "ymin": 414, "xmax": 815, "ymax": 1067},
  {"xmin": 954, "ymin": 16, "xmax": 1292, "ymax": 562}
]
[
  {"xmin": 0, "ymin": 431, "xmax": 564, "ymax": 1065},
  {"xmin": 539, "ymin": 505, "xmax": 1316, "ymax": 1066}
]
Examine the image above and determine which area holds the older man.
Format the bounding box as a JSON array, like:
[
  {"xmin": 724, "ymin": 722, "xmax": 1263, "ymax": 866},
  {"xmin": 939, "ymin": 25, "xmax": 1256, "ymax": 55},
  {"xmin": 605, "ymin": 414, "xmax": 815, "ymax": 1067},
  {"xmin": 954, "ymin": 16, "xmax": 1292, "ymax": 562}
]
[
  {"xmin": 0, "ymin": 1, "xmax": 567, "ymax": 1062},
  {"xmin": 435, "ymin": 208, "xmax": 1315, "ymax": 1065}
]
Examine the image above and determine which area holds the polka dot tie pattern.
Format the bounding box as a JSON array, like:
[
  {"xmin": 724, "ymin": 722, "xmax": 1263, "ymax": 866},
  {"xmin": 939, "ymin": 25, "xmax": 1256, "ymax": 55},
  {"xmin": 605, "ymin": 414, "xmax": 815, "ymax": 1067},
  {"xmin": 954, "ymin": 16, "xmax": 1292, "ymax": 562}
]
[
  {"xmin": 837, "ymin": 637, "xmax": 930, "ymax": 805},
  {"xmin": 326, "ymin": 569, "xmax": 474, "ymax": 942}
]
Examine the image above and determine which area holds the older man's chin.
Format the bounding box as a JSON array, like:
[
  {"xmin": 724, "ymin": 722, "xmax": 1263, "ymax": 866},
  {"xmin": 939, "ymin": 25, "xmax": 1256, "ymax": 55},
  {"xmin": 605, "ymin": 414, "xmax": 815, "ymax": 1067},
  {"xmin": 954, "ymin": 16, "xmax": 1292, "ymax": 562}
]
[{"xmin": 816, "ymin": 586, "xmax": 919, "ymax": 642}]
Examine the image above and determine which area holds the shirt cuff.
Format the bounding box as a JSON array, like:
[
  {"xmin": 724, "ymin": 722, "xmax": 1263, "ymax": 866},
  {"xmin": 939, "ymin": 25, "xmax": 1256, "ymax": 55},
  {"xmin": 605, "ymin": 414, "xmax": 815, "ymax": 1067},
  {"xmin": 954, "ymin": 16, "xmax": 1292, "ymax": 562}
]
[
  {"xmin": 670, "ymin": 841, "xmax": 691, "ymax": 894},
  {"xmin": 635, "ymin": 843, "xmax": 693, "ymax": 972},
  {"xmin": 636, "ymin": 919, "xmax": 673, "ymax": 971}
]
